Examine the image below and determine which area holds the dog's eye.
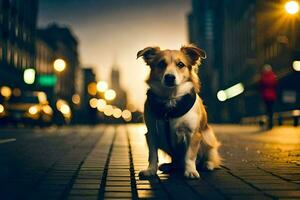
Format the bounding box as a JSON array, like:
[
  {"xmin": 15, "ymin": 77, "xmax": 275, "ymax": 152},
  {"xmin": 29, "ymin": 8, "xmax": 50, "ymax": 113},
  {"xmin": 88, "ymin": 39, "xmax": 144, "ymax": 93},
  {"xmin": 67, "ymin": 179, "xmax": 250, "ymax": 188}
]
[
  {"xmin": 177, "ymin": 61, "xmax": 185, "ymax": 68},
  {"xmin": 158, "ymin": 60, "xmax": 167, "ymax": 69}
]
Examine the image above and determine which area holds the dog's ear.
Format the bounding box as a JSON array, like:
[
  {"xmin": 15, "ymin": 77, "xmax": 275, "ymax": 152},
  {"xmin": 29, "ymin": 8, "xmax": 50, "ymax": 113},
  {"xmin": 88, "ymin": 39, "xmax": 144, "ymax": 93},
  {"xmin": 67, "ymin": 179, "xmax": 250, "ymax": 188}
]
[
  {"xmin": 137, "ymin": 47, "xmax": 160, "ymax": 66},
  {"xmin": 180, "ymin": 45, "xmax": 206, "ymax": 65}
]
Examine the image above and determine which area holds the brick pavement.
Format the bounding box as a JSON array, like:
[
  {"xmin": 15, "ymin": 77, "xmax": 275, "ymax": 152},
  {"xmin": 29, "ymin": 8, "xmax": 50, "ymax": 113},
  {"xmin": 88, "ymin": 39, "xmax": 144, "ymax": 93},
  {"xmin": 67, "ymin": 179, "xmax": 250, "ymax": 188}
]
[{"xmin": 0, "ymin": 124, "xmax": 300, "ymax": 199}]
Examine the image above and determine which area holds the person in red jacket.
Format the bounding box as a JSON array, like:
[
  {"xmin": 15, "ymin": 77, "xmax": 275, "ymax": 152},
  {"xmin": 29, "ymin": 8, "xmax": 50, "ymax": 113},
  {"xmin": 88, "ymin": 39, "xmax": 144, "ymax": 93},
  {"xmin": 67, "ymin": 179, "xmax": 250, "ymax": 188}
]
[{"xmin": 259, "ymin": 65, "xmax": 278, "ymax": 129}]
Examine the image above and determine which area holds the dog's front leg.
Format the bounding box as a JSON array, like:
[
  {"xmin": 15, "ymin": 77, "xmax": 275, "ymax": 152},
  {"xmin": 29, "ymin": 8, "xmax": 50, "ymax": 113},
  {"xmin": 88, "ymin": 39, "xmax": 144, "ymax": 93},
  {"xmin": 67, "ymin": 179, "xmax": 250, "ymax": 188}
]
[
  {"xmin": 184, "ymin": 131, "xmax": 201, "ymax": 179},
  {"xmin": 139, "ymin": 131, "xmax": 158, "ymax": 178}
]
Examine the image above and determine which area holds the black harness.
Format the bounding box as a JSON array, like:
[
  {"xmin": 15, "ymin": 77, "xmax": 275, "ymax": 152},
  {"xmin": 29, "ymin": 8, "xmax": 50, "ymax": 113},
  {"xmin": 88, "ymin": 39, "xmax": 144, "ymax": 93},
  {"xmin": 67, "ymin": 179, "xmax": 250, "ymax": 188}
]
[
  {"xmin": 146, "ymin": 89, "xmax": 197, "ymax": 119},
  {"xmin": 146, "ymin": 89, "xmax": 197, "ymax": 155}
]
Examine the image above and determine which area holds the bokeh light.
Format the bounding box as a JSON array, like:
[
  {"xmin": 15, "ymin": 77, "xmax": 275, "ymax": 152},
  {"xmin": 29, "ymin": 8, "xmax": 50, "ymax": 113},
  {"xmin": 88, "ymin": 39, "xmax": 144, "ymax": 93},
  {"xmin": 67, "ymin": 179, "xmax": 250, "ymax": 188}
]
[
  {"xmin": 60, "ymin": 104, "xmax": 71, "ymax": 115},
  {"xmin": 72, "ymin": 94, "xmax": 81, "ymax": 105},
  {"xmin": 53, "ymin": 58, "xmax": 66, "ymax": 72},
  {"xmin": 97, "ymin": 99, "xmax": 106, "ymax": 112},
  {"xmin": 97, "ymin": 81, "xmax": 108, "ymax": 92},
  {"xmin": 23, "ymin": 68, "xmax": 36, "ymax": 85},
  {"xmin": 285, "ymin": 1, "xmax": 299, "ymax": 15},
  {"xmin": 292, "ymin": 60, "xmax": 300, "ymax": 71},
  {"xmin": 217, "ymin": 90, "xmax": 227, "ymax": 102},
  {"xmin": 104, "ymin": 105, "xmax": 114, "ymax": 116},
  {"xmin": 28, "ymin": 106, "xmax": 38, "ymax": 115},
  {"xmin": 13, "ymin": 88, "xmax": 21, "ymax": 97},
  {"xmin": 122, "ymin": 109, "xmax": 132, "ymax": 121},
  {"xmin": 87, "ymin": 82, "xmax": 97, "ymax": 96},
  {"xmin": 0, "ymin": 86, "xmax": 12, "ymax": 98},
  {"xmin": 0, "ymin": 104, "xmax": 4, "ymax": 113},
  {"xmin": 112, "ymin": 108, "xmax": 122, "ymax": 118},
  {"xmin": 89, "ymin": 98, "xmax": 98, "ymax": 108},
  {"xmin": 104, "ymin": 89, "xmax": 116, "ymax": 101}
]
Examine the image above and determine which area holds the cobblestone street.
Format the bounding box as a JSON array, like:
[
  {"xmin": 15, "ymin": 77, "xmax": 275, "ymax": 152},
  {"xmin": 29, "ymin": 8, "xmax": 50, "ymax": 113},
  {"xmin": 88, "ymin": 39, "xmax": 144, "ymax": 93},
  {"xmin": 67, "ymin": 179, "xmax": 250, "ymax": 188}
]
[{"xmin": 0, "ymin": 124, "xmax": 300, "ymax": 200}]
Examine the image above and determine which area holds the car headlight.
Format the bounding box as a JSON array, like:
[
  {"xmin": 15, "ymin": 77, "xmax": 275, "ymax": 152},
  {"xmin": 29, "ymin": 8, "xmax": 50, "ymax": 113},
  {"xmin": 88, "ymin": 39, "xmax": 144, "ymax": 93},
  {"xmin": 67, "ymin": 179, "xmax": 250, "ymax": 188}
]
[
  {"xmin": 42, "ymin": 105, "xmax": 53, "ymax": 115},
  {"xmin": 0, "ymin": 104, "xmax": 4, "ymax": 114},
  {"xmin": 28, "ymin": 106, "xmax": 38, "ymax": 115}
]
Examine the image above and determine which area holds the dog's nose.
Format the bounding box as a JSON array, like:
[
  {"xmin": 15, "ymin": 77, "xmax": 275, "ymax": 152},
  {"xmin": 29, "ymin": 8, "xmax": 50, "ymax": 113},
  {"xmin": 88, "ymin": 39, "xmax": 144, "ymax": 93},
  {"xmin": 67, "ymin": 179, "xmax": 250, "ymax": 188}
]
[{"xmin": 164, "ymin": 74, "xmax": 176, "ymax": 87}]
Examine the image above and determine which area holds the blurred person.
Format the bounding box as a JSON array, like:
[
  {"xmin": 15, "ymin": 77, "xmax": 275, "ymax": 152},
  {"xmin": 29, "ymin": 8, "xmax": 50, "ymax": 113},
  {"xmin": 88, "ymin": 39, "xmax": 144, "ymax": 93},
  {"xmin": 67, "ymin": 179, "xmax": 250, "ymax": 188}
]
[{"xmin": 259, "ymin": 65, "xmax": 278, "ymax": 129}]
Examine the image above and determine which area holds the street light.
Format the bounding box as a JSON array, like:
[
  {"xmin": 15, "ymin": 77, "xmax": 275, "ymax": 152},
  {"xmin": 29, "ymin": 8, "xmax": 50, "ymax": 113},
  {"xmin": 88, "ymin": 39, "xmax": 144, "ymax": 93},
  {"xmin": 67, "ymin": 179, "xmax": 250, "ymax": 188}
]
[
  {"xmin": 285, "ymin": 1, "xmax": 300, "ymax": 15},
  {"xmin": 54, "ymin": 58, "xmax": 66, "ymax": 72}
]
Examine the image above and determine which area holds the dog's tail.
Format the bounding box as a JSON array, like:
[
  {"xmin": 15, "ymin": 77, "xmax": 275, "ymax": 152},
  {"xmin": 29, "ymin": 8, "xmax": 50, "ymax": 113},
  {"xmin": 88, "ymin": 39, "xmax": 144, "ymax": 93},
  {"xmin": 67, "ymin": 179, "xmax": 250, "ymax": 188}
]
[{"xmin": 201, "ymin": 125, "xmax": 221, "ymax": 148}]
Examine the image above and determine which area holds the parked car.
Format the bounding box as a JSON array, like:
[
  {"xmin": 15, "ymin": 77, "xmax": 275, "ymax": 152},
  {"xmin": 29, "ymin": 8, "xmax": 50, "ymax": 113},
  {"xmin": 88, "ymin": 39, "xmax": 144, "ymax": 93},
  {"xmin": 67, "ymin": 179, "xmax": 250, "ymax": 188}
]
[{"xmin": 3, "ymin": 91, "xmax": 53, "ymax": 126}]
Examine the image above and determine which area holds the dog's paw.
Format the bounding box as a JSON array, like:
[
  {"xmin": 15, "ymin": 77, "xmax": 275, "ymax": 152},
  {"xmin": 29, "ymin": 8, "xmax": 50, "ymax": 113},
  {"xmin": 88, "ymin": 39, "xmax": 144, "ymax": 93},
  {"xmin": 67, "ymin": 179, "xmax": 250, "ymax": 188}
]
[
  {"xmin": 205, "ymin": 161, "xmax": 215, "ymax": 171},
  {"xmin": 139, "ymin": 169, "xmax": 157, "ymax": 179},
  {"xmin": 184, "ymin": 169, "xmax": 200, "ymax": 179}
]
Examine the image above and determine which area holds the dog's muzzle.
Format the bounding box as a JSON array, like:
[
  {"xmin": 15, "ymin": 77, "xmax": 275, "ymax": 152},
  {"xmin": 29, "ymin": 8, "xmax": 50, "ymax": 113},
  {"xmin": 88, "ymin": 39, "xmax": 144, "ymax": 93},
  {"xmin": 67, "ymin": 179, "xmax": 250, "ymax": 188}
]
[{"xmin": 163, "ymin": 74, "xmax": 176, "ymax": 87}]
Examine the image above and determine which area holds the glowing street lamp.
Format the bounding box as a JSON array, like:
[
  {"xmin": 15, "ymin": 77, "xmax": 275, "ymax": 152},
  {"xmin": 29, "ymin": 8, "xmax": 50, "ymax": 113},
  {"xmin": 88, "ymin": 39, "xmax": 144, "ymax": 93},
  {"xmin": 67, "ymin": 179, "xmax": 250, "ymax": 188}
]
[
  {"xmin": 285, "ymin": 1, "xmax": 300, "ymax": 15},
  {"xmin": 54, "ymin": 58, "xmax": 66, "ymax": 72}
]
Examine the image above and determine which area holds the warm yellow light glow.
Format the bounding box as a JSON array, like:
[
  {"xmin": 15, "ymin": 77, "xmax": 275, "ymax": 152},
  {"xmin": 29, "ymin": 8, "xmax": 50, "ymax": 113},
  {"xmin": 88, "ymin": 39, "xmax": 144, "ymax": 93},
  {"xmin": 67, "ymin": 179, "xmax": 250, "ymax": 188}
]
[
  {"xmin": 0, "ymin": 104, "xmax": 4, "ymax": 113},
  {"xmin": 285, "ymin": 1, "xmax": 300, "ymax": 15},
  {"xmin": 113, "ymin": 108, "xmax": 122, "ymax": 118},
  {"xmin": 60, "ymin": 104, "xmax": 71, "ymax": 115},
  {"xmin": 89, "ymin": 98, "xmax": 98, "ymax": 108},
  {"xmin": 293, "ymin": 60, "xmax": 300, "ymax": 71},
  {"xmin": 28, "ymin": 106, "xmax": 38, "ymax": 115},
  {"xmin": 72, "ymin": 94, "xmax": 81, "ymax": 105},
  {"xmin": 23, "ymin": 68, "xmax": 36, "ymax": 84},
  {"xmin": 37, "ymin": 92, "xmax": 47, "ymax": 103},
  {"xmin": 217, "ymin": 90, "xmax": 227, "ymax": 102},
  {"xmin": 54, "ymin": 59, "xmax": 66, "ymax": 72},
  {"xmin": 13, "ymin": 88, "xmax": 21, "ymax": 97},
  {"xmin": 104, "ymin": 105, "xmax": 114, "ymax": 116},
  {"xmin": 42, "ymin": 105, "xmax": 53, "ymax": 115},
  {"xmin": 104, "ymin": 89, "xmax": 116, "ymax": 101},
  {"xmin": 1, "ymin": 86, "xmax": 12, "ymax": 98},
  {"xmin": 122, "ymin": 109, "xmax": 132, "ymax": 121},
  {"xmin": 87, "ymin": 82, "xmax": 97, "ymax": 96},
  {"xmin": 97, "ymin": 99, "xmax": 106, "ymax": 111},
  {"xmin": 97, "ymin": 81, "xmax": 108, "ymax": 92},
  {"xmin": 56, "ymin": 99, "xmax": 65, "ymax": 110}
]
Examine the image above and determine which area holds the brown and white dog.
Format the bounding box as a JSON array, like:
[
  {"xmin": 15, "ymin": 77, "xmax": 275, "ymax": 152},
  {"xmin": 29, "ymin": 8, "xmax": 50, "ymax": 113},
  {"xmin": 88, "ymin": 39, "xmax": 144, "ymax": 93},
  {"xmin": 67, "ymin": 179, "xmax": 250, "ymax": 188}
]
[{"xmin": 137, "ymin": 45, "xmax": 221, "ymax": 179}]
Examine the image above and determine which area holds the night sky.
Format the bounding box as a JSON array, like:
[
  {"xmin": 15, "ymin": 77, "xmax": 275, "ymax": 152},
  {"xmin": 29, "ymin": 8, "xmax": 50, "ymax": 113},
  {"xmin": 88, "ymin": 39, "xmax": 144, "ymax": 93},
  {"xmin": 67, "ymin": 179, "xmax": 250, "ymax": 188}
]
[{"xmin": 38, "ymin": 0, "xmax": 191, "ymax": 110}]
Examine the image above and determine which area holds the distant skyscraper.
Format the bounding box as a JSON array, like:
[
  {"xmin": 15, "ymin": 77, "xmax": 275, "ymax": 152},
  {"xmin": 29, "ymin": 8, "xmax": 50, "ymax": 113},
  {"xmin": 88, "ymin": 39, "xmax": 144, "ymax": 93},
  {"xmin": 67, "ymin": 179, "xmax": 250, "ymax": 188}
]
[{"xmin": 110, "ymin": 63, "xmax": 127, "ymax": 109}]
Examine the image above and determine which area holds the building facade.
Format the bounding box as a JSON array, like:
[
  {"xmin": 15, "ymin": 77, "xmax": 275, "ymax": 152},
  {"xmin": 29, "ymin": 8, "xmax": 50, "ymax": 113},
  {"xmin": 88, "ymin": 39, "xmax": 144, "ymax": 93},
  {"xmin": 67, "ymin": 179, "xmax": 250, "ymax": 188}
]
[
  {"xmin": 188, "ymin": 0, "xmax": 300, "ymax": 122},
  {"xmin": 37, "ymin": 24, "xmax": 80, "ymax": 103},
  {"xmin": 188, "ymin": 0, "xmax": 224, "ymax": 122},
  {"xmin": 0, "ymin": 0, "xmax": 38, "ymax": 90}
]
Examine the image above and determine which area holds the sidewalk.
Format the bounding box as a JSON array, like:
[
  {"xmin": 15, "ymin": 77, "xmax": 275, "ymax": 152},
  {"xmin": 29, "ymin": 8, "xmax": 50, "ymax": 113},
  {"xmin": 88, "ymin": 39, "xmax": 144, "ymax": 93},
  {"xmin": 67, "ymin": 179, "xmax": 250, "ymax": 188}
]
[{"xmin": 0, "ymin": 124, "xmax": 300, "ymax": 199}]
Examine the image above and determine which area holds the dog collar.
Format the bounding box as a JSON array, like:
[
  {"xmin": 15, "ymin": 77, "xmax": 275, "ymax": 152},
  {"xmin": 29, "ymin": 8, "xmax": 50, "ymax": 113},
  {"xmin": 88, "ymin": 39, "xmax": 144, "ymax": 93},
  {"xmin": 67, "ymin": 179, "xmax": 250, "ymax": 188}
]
[{"xmin": 146, "ymin": 89, "xmax": 197, "ymax": 119}]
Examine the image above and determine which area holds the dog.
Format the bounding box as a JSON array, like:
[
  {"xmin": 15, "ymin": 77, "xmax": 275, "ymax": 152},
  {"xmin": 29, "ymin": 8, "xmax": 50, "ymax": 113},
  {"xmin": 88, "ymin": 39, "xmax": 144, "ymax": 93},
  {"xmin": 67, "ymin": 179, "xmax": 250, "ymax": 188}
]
[{"xmin": 137, "ymin": 45, "xmax": 221, "ymax": 179}]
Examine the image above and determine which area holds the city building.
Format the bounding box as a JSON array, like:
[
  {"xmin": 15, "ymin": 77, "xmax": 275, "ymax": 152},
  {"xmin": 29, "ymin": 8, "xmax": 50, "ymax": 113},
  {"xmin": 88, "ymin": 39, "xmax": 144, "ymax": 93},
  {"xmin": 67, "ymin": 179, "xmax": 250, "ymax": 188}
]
[
  {"xmin": 37, "ymin": 24, "xmax": 80, "ymax": 103},
  {"xmin": 0, "ymin": 0, "xmax": 38, "ymax": 90},
  {"xmin": 109, "ymin": 63, "xmax": 128, "ymax": 110},
  {"xmin": 188, "ymin": 0, "xmax": 300, "ymax": 122},
  {"xmin": 188, "ymin": 0, "xmax": 224, "ymax": 122},
  {"xmin": 221, "ymin": 0, "xmax": 300, "ymax": 121},
  {"xmin": 79, "ymin": 67, "xmax": 98, "ymax": 124}
]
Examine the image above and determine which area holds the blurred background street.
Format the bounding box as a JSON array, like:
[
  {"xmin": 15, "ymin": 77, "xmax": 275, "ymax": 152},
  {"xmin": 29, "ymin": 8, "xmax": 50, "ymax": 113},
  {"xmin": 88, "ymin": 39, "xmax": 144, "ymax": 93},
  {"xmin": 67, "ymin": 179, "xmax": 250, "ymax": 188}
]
[{"xmin": 1, "ymin": 0, "xmax": 300, "ymax": 199}]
